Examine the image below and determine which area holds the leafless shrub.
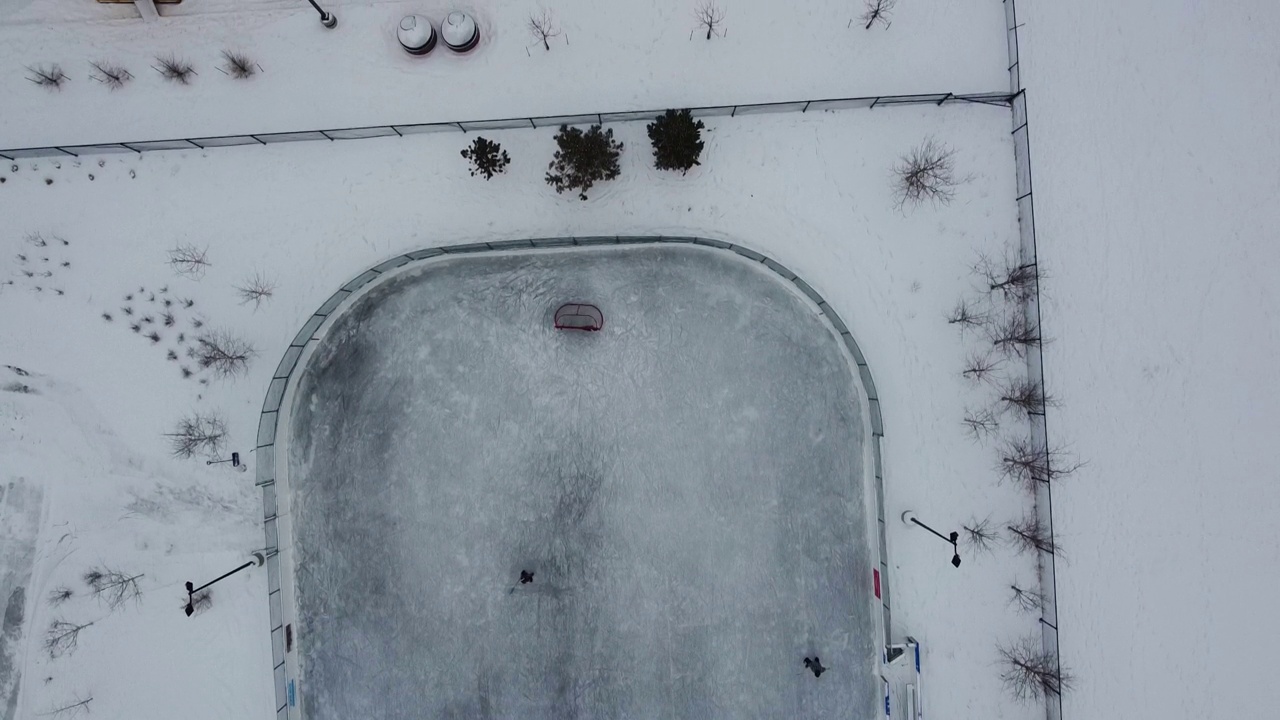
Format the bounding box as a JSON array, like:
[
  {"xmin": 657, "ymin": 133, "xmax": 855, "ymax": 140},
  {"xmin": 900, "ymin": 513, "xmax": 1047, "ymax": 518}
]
[
  {"xmin": 962, "ymin": 351, "xmax": 1001, "ymax": 384},
  {"xmin": 692, "ymin": 0, "xmax": 726, "ymax": 39},
  {"xmin": 962, "ymin": 406, "xmax": 999, "ymax": 441},
  {"xmin": 235, "ymin": 272, "xmax": 276, "ymax": 310},
  {"xmin": 977, "ymin": 252, "xmax": 1039, "ymax": 302},
  {"xmin": 194, "ymin": 330, "xmax": 254, "ymax": 377},
  {"xmin": 45, "ymin": 620, "xmax": 93, "ymax": 658},
  {"xmin": 153, "ymin": 55, "xmax": 196, "ymax": 84},
  {"xmin": 893, "ymin": 137, "xmax": 959, "ymax": 209},
  {"xmin": 961, "ymin": 517, "xmax": 999, "ymax": 554},
  {"xmin": 47, "ymin": 587, "xmax": 74, "ymax": 606},
  {"xmin": 527, "ymin": 9, "xmax": 562, "ymax": 51},
  {"xmin": 947, "ymin": 297, "xmax": 990, "ymax": 330},
  {"xmin": 220, "ymin": 50, "xmax": 258, "ymax": 79},
  {"xmin": 89, "ymin": 61, "xmax": 133, "ymax": 90},
  {"xmin": 84, "ymin": 566, "xmax": 144, "ymax": 609},
  {"xmin": 1009, "ymin": 583, "xmax": 1046, "ymax": 613},
  {"xmin": 999, "ymin": 376, "xmax": 1054, "ymax": 415},
  {"xmin": 997, "ymin": 635, "xmax": 1073, "ymax": 701},
  {"xmin": 167, "ymin": 243, "xmax": 211, "ymax": 278},
  {"xmin": 38, "ymin": 694, "xmax": 93, "ymax": 718},
  {"xmin": 167, "ymin": 411, "xmax": 228, "ymax": 459},
  {"xmin": 998, "ymin": 436, "xmax": 1081, "ymax": 489},
  {"xmin": 860, "ymin": 0, "xmax": 896, "ymax": 29},
  {"xmin": 27, "ymin": 232, "xmax": 49, "ymax": 248},
  {"xmin": 27, "ymin": 64, "xmax": 68, "ymax": 89},
  {"xmin": 1005, "ymin": 515, "xmax": 1059, "ymax": 557},
  {"xmin": 989, "ymin": 312, "xmax": 1041, "ymax": 357}
]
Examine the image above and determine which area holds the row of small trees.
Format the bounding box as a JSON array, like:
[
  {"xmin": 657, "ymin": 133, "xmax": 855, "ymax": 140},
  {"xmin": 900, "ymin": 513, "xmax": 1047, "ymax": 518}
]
[
  {"xmin": 948, "ymin": 250, "xmax": 1080, "ymax": 703},
  {"xmin": 27, "ymin": 52, "xmax": 260, "ymax": 91},
  {"xmin": 460, "ymin": 108, "xmax": 706, "ymax": 200}
]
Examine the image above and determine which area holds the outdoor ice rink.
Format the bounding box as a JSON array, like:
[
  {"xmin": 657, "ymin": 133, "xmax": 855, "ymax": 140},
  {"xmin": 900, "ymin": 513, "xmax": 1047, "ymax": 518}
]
[{"xmin": 286, "ymin": 244, "xmax": 880, "ymax": 719}]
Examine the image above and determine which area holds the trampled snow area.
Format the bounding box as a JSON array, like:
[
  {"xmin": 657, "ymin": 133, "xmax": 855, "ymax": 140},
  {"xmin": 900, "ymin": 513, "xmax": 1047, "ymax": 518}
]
[
  {"xmin": 0, "ymin": 103, "xmax": 1032, "ymax": 720},
  {"xmin": 0, "ymin": 0, "xmax": 1008, "ymax": 148},
  {"xmin": 288, "ymin": 246, "xmax": 878, "ymax": 719}
]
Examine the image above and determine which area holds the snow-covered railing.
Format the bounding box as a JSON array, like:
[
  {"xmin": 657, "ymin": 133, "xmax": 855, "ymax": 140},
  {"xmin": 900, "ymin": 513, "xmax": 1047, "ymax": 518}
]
[
  {"xmin": 0, "ymin": 91, "xmax": 1012, "ymax": 161},
  {"xmin": 254, "ymin": 236, "xmax": 893, "ymax": 720},
  {"xmin": 1004, "ymin": 2, "xmax": 1066, "ymax": 719}
]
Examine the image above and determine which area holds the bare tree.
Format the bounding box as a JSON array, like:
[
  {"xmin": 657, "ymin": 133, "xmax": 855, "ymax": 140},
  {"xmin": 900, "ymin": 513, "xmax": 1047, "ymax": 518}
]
[
  {"xmin": 961, "ymin": 351, "xmax": 1001, "ymax": 384},
  {"xmin": 998, "ymin": 376, "xmax": 1054, "ymax": 416},
  {"xmin": 166, "ymin": 412, "xmax": 227, "ymax": 459},
  {"xmin": 997, "ymin": 635, "xmax": 1073, "ymax": 701},
  {"xmin": 977, "ymin": 252, "xmax": 1039, "ymax": 302},
  {"xmin": 153, "ymin": 55, "xmax": 196, "ymax": 84},
  {"xmin": 45, "ymin": 620, "xmax": 93, "ymax": 658},
  {"xmin": 1009, "ymin": 583, "xmax": 1046, "ymax": 613},
  {"xmin": 1006, "ymin": 515, "xmax": 1059, "ymax": 556},
  {"xmin": 947, "ymin": 297, "xmax": 990, "ymax": 331},
  {"xmin": 527, "ymin": 9, "xmax": 562, "ymax": 51},
  {"xmin": 962, "ymin": 517, "xmax": 999, "ymax": 554},
  {"xmin": 220, "ymin": 51, "xmax": 259, "ymax": 79},
  {"xmin": 194, "ymin": 330, "xmax": 255, "ymax": 378},
  {"xmin": 860, "ymin": 0, "xmax": 896, "ymax": 29},
  {"xmin": 962, "ymin": 406, "xmax": 999, "ymax": 441},
  {"xmin": 998, "ymin": 436, "xmax": 1081, "ymax": 489},
  {"xmin": 89, "ymin": 61, "xmax": 132, "ymax": 90},
  {"xmin": 989, "ymin": 311, "xmax": 1041, "ymax": 357},
  {"xmin": 167, "ymin": 243, "xmax": 211, "ymax": 278},
  {"xmin": 47, "ymin": 587, "xmax": 74, "ymax": 606},
  {"xmin": 893, "ymin": 138, "xmax": 960, "ymax": 209},
  {"xmin": 235, "ymin": 272, "xmax": 276, "ymax": 310},
  {"xmin": 692, "ymin": 1, "xmax": 726, "ymax": 39},
  {"xmin": 38, "ymin": 694, "xmax": 93, "ymax": 718},
  {"xmin": 26, "ymin": 64, "xmax": 68, "ymax": 89},
  {"xmin": 84, "ymin": 566, "xmax": 144, "ymax": 609}
]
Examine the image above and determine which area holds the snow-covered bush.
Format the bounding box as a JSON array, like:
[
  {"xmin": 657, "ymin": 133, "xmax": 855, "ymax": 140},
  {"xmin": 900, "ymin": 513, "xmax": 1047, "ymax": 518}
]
[
  {"xmin": 545, "ymin": 124, "xmax": 623, "ymax": 200},
  {"xmin": 647, "ymin": 109, "xmax": 705, "ymax": 175}
]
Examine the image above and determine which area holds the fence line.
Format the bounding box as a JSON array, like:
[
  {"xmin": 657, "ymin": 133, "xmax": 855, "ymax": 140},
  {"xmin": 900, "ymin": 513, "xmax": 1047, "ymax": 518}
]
[
  {"xmin": 0, "ymin": 90, "xmax": 1012, "ymax": 161},
  {"xmin": 1003, "ymin": 2, "xmax": 1065, "ymax": 720},
  {"xmin": 255, "ymin": 237, "xmax": 892, "ymax": 720}
]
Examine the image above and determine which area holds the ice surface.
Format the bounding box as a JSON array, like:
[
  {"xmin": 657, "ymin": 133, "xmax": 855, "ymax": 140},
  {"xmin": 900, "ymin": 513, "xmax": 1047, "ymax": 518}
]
[{"xmin": 288, "ymin": 245, "xmax": 878, "ymax": 719}]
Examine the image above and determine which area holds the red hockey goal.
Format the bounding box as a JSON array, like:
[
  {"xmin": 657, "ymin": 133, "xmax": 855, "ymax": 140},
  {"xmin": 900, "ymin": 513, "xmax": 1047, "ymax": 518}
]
[{"xmin": 554, "ymin": 303, "xmax": 604, "ymax": 331}]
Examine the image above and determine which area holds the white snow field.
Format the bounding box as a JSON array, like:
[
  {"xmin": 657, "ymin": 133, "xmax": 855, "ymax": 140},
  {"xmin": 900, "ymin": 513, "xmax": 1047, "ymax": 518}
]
[
  {"xmin": 0, "ymin": 0, "xmax": 1008, "ymax": 148},
  {"xmin": 1017, "ymin": 0, "xmax": 1280, "ymax": 718},
  {"xmin": 286, "ymin": 246, "xmax": 879, "ymax": 719}
]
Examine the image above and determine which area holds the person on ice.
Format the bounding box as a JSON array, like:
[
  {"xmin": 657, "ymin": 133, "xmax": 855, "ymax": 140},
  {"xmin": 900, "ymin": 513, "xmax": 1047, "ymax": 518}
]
[
  {"xmin": 519, "ymin": 570, "xmax": 535, "ymax": 584},
  {"xmin": 804, "ymin": 657, "xmax": 826, "ymax": 678}
]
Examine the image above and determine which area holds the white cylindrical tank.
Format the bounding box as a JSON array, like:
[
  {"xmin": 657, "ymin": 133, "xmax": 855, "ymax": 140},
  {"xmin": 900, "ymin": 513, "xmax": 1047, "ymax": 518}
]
[
  {"xmin": 397, "ymin": 15, "xmax": 438, "ymax": 56},
  {"xmin": 441, "ymin": 11, "xmax": 479, "ymax": 53}
]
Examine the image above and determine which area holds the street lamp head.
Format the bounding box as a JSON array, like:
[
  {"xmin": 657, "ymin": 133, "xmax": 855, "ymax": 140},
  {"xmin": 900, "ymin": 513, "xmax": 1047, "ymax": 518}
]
[
  {"xmin": 185, "ymin": 581, "xmax": 194, "ymax": 593},
  {"xmin": 184, "ymin": 602, "xmax": 194, "ymax": 616},
  {"xmin": 951, "ymin": 554, "xmax": 961, "ymax": 568}
]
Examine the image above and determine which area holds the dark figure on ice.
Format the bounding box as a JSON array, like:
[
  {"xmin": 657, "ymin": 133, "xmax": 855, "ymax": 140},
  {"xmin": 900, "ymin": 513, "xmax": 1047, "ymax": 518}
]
[
  {"xmin": 804, "ymin": 657, "xmax": 826, "ymax": 678},
  {"xmin": 519, "ymin": 570, "xmax": 535, "ymax": 584}
]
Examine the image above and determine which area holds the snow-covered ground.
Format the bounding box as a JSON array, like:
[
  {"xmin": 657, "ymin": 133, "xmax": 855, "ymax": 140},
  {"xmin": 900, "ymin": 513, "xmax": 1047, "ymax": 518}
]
[
  {"xmin": 9, "ymin": 0, "xmax": 1277, "ymax": 718},
  {"xmin": 0, "ymin": 0, "xmax": 1008, "ymax": 148},
  {"xmin": 1017, "ymin": 1, "xmax": 1280, "ymax": 717},
  {"xmin": 288, "ymin": 246, "xmax": 879, "ymax": 719},
  {"xmin": 0, "ymin": 102, "xmax": 1036, "ymax": 720}
]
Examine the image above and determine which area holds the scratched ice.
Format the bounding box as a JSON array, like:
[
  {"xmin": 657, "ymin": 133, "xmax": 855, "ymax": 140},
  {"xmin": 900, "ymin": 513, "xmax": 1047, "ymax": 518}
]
[{"xmin": 289, "ymin": 244, "xmax": 878, "ymax": 719}]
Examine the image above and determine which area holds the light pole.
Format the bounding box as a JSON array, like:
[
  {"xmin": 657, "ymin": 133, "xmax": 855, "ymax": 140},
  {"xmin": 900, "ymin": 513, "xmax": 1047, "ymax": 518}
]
[
  {"xmin": 184, "ymin": 552, "xmax": 265, "ymax": 616},
  {"xmin": 206, "ymin": 451, "xmax": 246, "ymax": 472},
  {"xmin": 306, "ymin": 0, "xmax": 337, "ymax": 29},
  {"xmin": 901, "ymin": 511, "xmax": 961, "ymax": 568}
]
